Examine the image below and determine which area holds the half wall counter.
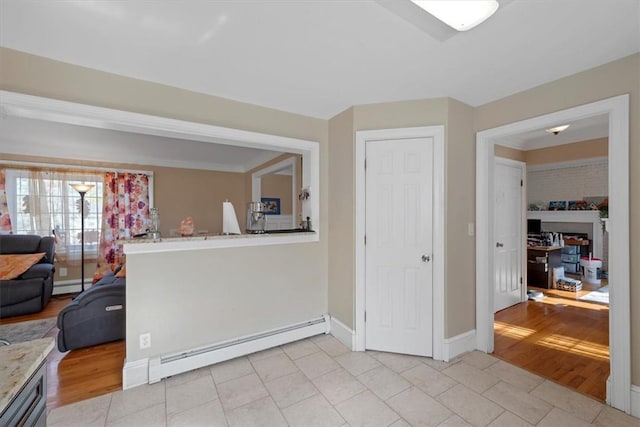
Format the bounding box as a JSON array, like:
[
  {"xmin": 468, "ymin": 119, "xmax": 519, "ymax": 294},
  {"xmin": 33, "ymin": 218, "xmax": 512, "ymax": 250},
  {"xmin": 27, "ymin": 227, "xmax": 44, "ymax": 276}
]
[
  {"xmin": 122, "ymin": 231, "xmax": 326, "ymax": 390},
  {"xmin": 123, "ymin": 231, "xmax": 317, "ymax": 254}
]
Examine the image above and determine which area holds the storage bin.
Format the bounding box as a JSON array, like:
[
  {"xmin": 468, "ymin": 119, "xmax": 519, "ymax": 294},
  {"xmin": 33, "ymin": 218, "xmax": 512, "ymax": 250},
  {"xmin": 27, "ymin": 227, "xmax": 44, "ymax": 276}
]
[
  {"xmin": 561, "ymin": 253, "xmax": 580, "ymax": 263},
  {"xmin": 562, "ymin": 262, "xmax": 580, "ymax": 273},
  {"xmin": 556, "ymin": 279, "xmax": 582, "ymax": 292},
  {"xmin": 561, "ymin": 246, "xmax": 579, "ymax": 254}
]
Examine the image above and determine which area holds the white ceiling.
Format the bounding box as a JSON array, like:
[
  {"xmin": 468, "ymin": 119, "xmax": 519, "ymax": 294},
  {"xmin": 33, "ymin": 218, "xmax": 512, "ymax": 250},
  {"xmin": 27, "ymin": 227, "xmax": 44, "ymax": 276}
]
[
  {"xmin": 497, "ymin": 114, "xmax": 610, "ymax": 151},
  {"xmin": 1, "ymin": 0, "xmax": 639, "ymax": 119},
  {"xmin": 0, "ymin": 115, "xmax": 284, "ymax": 172},
  {"xmin": 1, "ymin": 1, "xmax": 637, "ymax": 167}
]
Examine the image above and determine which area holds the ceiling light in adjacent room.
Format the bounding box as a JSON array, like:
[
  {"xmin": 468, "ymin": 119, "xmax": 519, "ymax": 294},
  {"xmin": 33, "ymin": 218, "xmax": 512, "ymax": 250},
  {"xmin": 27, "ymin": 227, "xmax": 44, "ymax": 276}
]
[
  {"xmin": 545, "ymin": 125, "xmax": 570, "ymax": 135},
  {"xmin": 411, "ymin": 0, "xmax": 499, "ymax": 31}
]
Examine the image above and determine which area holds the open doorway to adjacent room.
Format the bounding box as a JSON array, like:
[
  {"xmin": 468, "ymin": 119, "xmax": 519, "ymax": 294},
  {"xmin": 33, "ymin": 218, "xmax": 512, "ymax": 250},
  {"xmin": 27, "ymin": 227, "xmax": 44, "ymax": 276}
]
[
  {"xmin": 475, "ymin": 95, "xmax": 630, "ymax": 410},
  {"xmin": 491, "ymin": 114, "xmax": 610, "ymax": 400}
]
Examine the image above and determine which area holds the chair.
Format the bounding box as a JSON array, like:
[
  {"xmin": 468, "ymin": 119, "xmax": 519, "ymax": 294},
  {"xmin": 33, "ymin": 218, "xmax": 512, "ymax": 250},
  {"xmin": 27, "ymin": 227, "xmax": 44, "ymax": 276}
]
[
  {"xmin": 56, "ymin": 269, "xmax": 125, "ymax": 352},
  {"xmin": 0, "ymin": 235, "xmax": 55, "ymax": 318}
]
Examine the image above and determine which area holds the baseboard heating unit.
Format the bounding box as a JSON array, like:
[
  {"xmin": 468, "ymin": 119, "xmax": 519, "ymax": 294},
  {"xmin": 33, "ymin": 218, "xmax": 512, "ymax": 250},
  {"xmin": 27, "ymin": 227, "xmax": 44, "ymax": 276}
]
[{"xmin": 148, "ymin": 314, "xmax": 330, "ymax": 383}]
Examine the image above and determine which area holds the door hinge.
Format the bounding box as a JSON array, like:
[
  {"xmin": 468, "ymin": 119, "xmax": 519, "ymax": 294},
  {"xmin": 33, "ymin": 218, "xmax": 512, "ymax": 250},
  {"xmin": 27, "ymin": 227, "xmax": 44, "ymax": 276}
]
[
  {"xmin": 364, "ymin": 235, "xmax": 366, "ymax": 245},
  {"xmin": 364, "ymin": 158, "xmax": 367, "ymax": 170},
  {"xmin": 520, "ymin": 179, "xmax": 523, "ymax": 187},
  {"xmin": 520, "ymin": 277, "xmax": 523, "ymax": 284},
  {"xmin": 364, "ymin": 311, "xmax": 367, "ymax": 322}
]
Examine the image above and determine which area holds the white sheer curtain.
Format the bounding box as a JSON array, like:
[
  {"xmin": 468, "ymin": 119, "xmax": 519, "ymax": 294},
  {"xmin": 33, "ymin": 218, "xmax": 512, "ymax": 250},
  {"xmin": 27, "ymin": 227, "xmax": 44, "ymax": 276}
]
[
  {"xmin": 9, "ymin": 169, "xmax": 102, "ymax": 265},
  {"xmin": 0, "ymin": 169, "xmax": 12, "ymax": 234}
]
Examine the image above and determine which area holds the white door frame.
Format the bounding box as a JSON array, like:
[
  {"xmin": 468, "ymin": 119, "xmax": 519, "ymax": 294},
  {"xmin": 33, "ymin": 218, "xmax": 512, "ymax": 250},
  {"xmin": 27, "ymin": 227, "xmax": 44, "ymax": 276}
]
[
  {"xmin": 475, "ymin": 95, "xmax": 630, "ymax": 412},
  {"xmin": 355, "ymin": 126, "xmax": 445, "ymax": 361},
  {"xmin": 494, "ymin": 157, "xmax": 528, "ymax": 309}
]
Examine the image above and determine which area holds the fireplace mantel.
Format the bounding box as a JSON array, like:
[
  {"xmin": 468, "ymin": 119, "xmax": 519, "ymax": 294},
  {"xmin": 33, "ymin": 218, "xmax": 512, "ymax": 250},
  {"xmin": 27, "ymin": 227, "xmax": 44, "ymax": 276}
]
[{"xmin": 527, "ymin": 210, "xmax": 603, "ymax": 259}]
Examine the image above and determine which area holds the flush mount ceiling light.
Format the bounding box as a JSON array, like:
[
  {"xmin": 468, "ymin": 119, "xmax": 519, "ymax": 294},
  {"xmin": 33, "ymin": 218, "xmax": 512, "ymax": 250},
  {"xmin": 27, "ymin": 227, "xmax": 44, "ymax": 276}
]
[
  {"xmin": 545, "ymin": 125, "xmax": 571, "ymax": 135},
  {"xmin": 411, "ymin": 0, "xmax": 499, "ymax": 31}
]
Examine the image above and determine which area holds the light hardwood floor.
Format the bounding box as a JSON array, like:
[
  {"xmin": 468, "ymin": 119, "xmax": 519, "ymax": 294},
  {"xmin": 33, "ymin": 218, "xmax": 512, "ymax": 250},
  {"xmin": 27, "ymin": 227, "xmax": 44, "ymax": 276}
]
[
  {"xmin": 0, "ymin": 295, "xmax": 125, "ymax": 410},
  {"xmin": 493, "ymin": 281, "xmax": 609, "ymax": 402}
]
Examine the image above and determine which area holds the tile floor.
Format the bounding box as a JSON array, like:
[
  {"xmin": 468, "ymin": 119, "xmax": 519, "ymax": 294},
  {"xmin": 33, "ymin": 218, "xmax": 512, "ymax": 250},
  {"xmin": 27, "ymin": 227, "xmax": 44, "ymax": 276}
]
[{"xmin": 47, "ymin": 334, "xmax": 639, "ymax": 427}]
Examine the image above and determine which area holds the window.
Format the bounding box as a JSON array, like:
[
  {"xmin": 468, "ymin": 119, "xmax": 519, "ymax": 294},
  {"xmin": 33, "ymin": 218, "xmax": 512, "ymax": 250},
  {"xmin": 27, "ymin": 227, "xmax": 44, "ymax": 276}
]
[{"xmin": 5, "ymin": 169, "xmax": 103, "ymax": 260}]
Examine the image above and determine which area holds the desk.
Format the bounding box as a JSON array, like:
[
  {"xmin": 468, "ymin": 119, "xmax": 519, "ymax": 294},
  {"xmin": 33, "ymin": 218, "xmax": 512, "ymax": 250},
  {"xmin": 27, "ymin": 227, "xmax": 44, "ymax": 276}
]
[{"xmin": 527, "ymin": 246, "xmax": 562, "ymax": 289}]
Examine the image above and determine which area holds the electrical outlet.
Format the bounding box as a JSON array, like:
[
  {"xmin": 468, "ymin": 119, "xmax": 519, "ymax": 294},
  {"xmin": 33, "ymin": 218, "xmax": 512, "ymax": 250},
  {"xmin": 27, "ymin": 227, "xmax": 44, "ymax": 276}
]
[
  {"xmin": 139, "ymin": 333, "xmax": 151, "ymax": 349},
  {"xmin": 59, "ymin": 267, "xmax": 68, "ymax": 277}
]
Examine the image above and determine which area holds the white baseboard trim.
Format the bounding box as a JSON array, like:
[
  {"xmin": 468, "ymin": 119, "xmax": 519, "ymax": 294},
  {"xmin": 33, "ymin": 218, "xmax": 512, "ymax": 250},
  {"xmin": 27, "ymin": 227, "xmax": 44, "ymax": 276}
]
[
  {"xmin": 122, "ymin": 358, "xmax": 149, "ymax": 390},
  {"xmin": 329, "ymin": 316, "xmax": 355, "ymax": 350},
  {"xmin": 443, "ymin": 329, "xmax": 476, "ymax": 362},
  {"xmin": 631, "ymin": 384, "xmax": 640, "ymax": 418},
  {"xmin": 53, "ymin": 283, "xmax": 82, "ymax": 295},
  {"xmin": 148, "ymin": 315, "xmax": 330, "ymax": 384},
  {"xmin": 53, "ymin": 280, "xmax": 94, "ymax": 295}
]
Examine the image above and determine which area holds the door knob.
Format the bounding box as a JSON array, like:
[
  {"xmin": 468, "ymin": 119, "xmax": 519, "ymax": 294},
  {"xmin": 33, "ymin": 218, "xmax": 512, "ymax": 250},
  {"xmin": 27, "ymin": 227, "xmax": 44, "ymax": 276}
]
[
  {"xmin": 496, "ymin": 242, "xmax": 504, "ymax": 248},
  {"xmin": 422, "ymin": 255, "xmax": 430, "ymax": 262}
]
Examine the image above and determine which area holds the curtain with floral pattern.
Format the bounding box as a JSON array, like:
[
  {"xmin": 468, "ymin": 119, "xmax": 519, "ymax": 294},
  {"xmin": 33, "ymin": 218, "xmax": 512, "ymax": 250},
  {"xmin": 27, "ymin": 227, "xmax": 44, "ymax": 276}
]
[
  {"xmin": 98, "ymin": 172, "xmax": 150, "ymax": 268},
  {"xmin": 0, "ymin": 169, "xmax": 13, "ymax": 234}
]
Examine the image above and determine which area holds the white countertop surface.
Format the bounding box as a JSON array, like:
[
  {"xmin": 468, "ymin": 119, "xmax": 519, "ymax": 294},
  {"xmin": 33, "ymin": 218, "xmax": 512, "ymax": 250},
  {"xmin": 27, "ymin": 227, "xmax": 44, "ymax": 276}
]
[
  {"xmin": 0, "ymin": 338, "xmax": 54, "ymax": 413},
  {"xmin": 123, "ymin": 231, "xmax": 317, "ymax": 254}
]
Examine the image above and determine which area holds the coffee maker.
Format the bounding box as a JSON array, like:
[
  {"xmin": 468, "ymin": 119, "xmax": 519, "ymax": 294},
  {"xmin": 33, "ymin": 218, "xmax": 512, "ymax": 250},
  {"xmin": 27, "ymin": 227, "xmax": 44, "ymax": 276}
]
[{"xmin": 246, "ymin": 201, "xmax": 266, "ymax": 234}]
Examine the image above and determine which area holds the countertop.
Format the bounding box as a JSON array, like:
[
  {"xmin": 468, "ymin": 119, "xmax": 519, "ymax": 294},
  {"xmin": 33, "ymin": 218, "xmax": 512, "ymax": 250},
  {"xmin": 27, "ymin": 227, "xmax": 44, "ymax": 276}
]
[
  {"xmin": 0, "ymin": 338, "xmax": 54, "ymax": 413},
  {"xmin": 123, "ymin": 230, "xmax": 318, "ymax": 254},
  {"xmin": 123, "ymin": 230, "xmax": 315, "ymax": 244}
]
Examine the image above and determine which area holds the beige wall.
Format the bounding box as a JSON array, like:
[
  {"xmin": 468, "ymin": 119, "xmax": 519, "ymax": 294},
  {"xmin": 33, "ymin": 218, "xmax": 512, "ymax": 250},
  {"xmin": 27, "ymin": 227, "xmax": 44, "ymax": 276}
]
[
  {"xmin": 0, "ymin": 48, "xmax": 325, "ymax": 142},
  {"xmin": 475, "ymin": 53, "xmax": 640, "ymax": 384},
  {"xmin": 494, "ymin": 145, "xmax": 526, "ymax": 161},
  {"xmin": 525, "ymin": 137, "xmax": 608, "ymax": 165},
  {"xmin": 445, "ymin": 99, "xmax": 476, "ymax": 337},
  {"xmin": 328, "ymin": 107, "xmax": 355, "ymax": 327},
  {"xmin": 0, "ymin": 47, "xmax": 329, "ymax": 364},
  {"xmin": 495, "ymin": 138, "xmax": 607, "ymax": 164},
  {"xmin": 328, "ymin": 98, "xmax": 477, "ymax": 337},
  {"xmin": 328, "ymin": 98, "xmax": 459, "ymax": 332},
  {"xmin": 353, "ymin": 98, "xmax": 449, "ymax": 130},
  {"xmin": 154, "ymin": 166, "xmax": 246, "ymax": 235}
]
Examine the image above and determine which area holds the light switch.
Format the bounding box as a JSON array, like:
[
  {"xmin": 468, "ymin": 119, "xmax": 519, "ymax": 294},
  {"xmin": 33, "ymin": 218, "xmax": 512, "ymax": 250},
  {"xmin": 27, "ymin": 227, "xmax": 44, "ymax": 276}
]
[{"xmin": 468, "ymin": 223, "xmax": 475, "ymax": 236}]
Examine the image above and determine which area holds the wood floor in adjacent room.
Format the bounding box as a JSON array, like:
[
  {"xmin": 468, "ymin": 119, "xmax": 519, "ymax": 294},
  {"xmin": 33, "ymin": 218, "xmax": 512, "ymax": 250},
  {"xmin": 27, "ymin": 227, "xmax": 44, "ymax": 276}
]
[
  {"xmin": 493, "ymin": 282, "xmax": 609, "ymax": 402},
  {"xmin": 0, "ymin": 295, "xmax": 125, "ymax": 410}
]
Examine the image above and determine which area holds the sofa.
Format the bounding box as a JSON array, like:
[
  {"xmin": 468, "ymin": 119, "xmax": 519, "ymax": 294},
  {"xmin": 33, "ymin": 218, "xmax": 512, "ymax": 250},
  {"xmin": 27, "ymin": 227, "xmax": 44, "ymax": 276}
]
[
  {"xmin": 0, "ymin": 234, "xmax": 55, "ymax": 318},
  {"xmin": 56, "ymin": 267, "xmax": 125, "ymax": 352}
]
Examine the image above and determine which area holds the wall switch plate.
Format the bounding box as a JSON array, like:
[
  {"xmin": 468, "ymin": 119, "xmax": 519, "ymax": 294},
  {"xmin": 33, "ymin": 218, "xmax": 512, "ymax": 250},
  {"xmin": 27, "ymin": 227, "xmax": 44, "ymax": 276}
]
[
  {"xmin": 139, "ymin": 333, "xmax": 151, "ymax": 349},
  {"xmin": 468, "ymin": 223, "xmax": 475, "ymax": 236},
  {"xmin": 59, "ymin": 267, "xmax": 68, "ymax": 277}
]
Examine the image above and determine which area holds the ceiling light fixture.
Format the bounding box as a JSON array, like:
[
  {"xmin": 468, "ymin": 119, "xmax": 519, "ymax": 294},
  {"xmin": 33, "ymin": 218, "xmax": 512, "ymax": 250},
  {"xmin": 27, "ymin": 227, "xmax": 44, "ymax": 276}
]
[
  {"xmin": 411, "ymin": 0, "xmax": 499, "ymax": 31},
  {"xmin": 545, "ymin": 125, "xmax": 570, "ymax": 135}
]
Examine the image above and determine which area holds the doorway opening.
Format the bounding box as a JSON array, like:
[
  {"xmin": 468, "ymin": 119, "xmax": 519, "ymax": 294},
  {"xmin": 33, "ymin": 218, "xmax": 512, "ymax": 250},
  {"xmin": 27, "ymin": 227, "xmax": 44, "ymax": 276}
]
[
  {"xmin": 475, "ymin": 95, "xmax": 630, "ymax": 413},
  {"xmin": 492, "ymin": 131, "xmax": 610, "ymax": 401}
]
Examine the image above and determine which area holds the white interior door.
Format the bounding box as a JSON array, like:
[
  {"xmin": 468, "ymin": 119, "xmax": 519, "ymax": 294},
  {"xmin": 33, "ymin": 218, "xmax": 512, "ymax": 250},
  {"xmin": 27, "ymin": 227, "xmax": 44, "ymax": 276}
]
[
  {"xmin": 494, "ymin": 159, "xmax": 525, "ymax": 312},
  {"xmin": 365, "ymin": 137, "xmax": 433, "ymax": 356}
]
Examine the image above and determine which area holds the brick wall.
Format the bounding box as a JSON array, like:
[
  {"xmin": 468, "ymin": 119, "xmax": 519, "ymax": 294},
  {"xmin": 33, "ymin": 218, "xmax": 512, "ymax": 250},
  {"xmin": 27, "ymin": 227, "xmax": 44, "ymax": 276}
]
[{"xmin": 527, "ymin": 161, "xmax": 608, "ymax": 207}]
